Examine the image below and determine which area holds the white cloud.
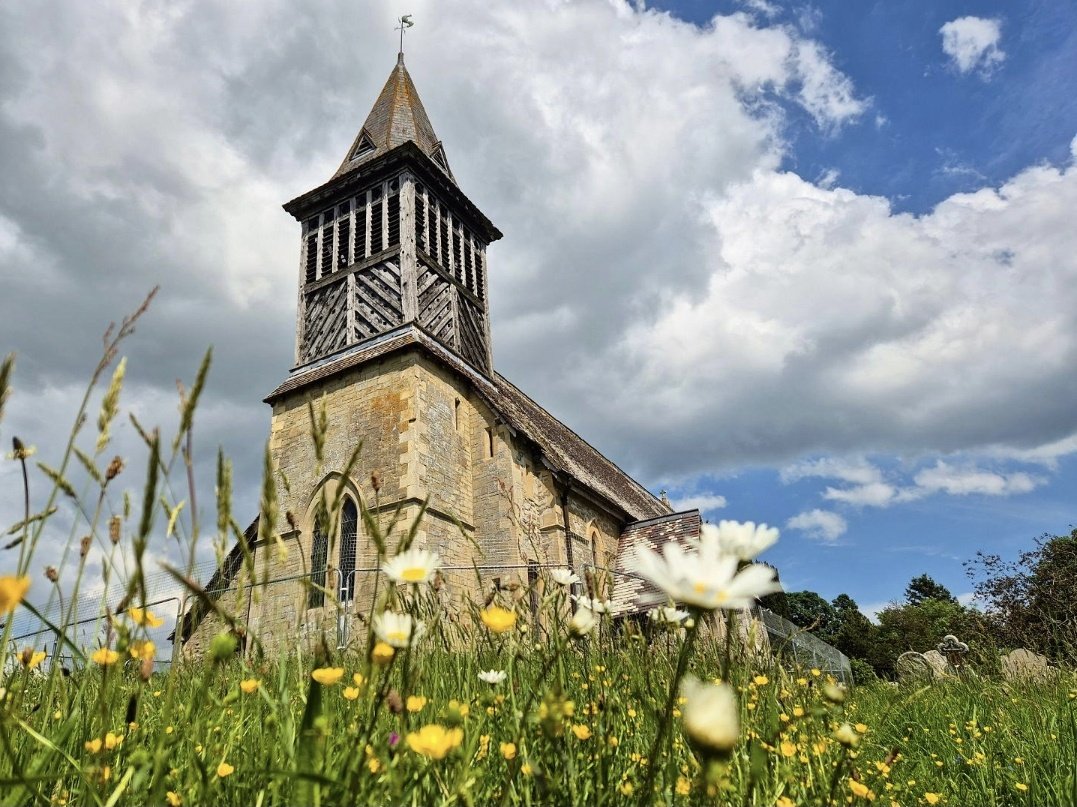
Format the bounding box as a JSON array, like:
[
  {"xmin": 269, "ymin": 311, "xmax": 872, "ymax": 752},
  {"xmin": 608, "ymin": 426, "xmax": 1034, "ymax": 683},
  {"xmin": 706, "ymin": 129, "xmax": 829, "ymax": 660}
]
[
  {"xmin": 786, "ymin": 509, "xmax": 847, "ymax": 542},
  {"xmin": 670, "ymin": 493, "xmax": 727, "ymax": 513},
  {"xmin": 822, "ymin": 482, "xmax": 900, "ymax": 507},
  {"xmin": 781, "ymin": 457, "xmax": 883, "ymax": 486},
  {"xmin": 939, "ymin": 17, "xmax": 1005, "ymax": 77},
  {"xmin": 912, "ymin": 461, "xmax": 1043, "ymax": 497}
]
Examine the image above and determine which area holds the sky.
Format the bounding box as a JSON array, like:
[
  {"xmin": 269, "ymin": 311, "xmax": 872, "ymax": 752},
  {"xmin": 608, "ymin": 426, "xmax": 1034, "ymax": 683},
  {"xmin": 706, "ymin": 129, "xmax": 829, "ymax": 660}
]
[{"xmin": 0, "ymin": 0, "xmax": 1075, "ymax": 631}]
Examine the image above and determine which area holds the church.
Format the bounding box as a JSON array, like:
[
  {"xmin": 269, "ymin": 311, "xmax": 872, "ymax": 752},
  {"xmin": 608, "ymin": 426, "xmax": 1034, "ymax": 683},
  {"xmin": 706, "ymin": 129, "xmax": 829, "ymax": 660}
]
[{"xmin": 178, "ymin": 54, "xmax": 704, "ymax": 655}]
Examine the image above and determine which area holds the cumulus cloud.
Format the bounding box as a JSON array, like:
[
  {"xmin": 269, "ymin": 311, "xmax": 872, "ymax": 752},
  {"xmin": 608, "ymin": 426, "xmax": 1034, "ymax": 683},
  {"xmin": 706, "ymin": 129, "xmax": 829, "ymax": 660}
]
[
  {"xmin": 669, "ymin": 493, "xmax": 727, "ymax": 513},
  {"xmin": 786, "ymin": 509, "xmax": 847, "ymax": 542},
  {"xmin": 912, "ymin": 461, "xmax": 1042, "ymax": 497},
  {"xmin": 939, "ymin": 16, "xmax": 1005, "ymax": 76}
]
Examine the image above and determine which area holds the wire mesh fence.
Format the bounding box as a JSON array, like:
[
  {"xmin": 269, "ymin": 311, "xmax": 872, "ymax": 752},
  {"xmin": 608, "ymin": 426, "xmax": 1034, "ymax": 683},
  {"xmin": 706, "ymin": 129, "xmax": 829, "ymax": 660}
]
[{"xmin": 5, "ymin": 557, "xmax": 851, "ymax": 685}]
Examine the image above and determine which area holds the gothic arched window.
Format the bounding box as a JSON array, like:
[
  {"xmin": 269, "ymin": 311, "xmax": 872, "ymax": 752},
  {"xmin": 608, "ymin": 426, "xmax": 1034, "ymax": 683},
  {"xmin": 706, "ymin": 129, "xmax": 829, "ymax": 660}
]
[
  {"xmin": 309, "ymin": 524, "xmax": 328, "ymax": 609},
  {"xmin": 338, "ymin": 499, "xmax": 359, "ymax": 603}
]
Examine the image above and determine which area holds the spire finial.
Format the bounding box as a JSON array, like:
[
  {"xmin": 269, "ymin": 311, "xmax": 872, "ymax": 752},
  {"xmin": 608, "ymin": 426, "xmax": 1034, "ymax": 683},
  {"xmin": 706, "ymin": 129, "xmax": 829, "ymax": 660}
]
[{"xmin": 395, "ymin": 14, "xmax": 414, "ymax": 59}]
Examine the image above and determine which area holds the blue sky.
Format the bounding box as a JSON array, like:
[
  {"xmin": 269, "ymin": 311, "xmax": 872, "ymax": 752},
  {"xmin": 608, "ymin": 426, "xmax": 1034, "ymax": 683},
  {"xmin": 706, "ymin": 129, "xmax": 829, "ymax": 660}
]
[
  {"xmin": 0, "ymin": 1, "xmax": 1075, "ymax": 627},
  {"xmin": 645, "ymin": 0, "xmax": 1077, "ymax": 612}
]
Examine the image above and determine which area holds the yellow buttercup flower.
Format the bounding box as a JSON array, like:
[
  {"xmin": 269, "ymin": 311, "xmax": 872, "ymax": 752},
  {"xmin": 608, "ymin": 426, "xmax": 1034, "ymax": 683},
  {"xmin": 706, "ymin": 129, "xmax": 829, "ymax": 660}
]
[
  {"xmin": 353, "ymin": 673, "xmax": 365, "ymax": 686},
  {"xmin": 0, "ymin": 575, "xmax": 30, "ymax": 614},
  {"xmin": 571, "ymin": 724, "xmax": 592, "ymax": 740},
  {"xmin": 91, "ymin": 647, "xmax": 121, "ymax": 666},
  {"xmin": 780, "ymin": 741, "xmax": 797, "ymax": 758},
  {"xmin": 406, "ymin": 724, "xmax": 464, "ymax": 760},
  {"xmin": 500, "ymin": 742, "xmax": 517, "ymax": 760},
  {"xmin": 84, "ymin": 738, "xmax": 103, "ymax": 754},
  {"xmin": 166, "ymin": 792, "xmax": 182, "ymax": 806},
  {"xmin": 776, "ymin": 798, "xmax": 795, "ymax": 807},
  {"xmin": 343, "ymin": 686, "xmax": 360, "ymax": 701},
  {"xmin": 521, "ymin": 762, "xmax": 533, "ymax": 776},
  {"xmin": 372, "ymin": 642, "xmax": 395, "ymax": 665},
  {"xmin": 753, "ymin": 675, "xmax": 769, "ymax": 686},
  {"xmin": 480, "ymin": 606, "xmax": 516, "ymax": 634},
  {"xmin": 21, "ymin": 649, "xmax": 46, "ymax": 669},
  {"xmin": 127, "ymin": 607, "xmax": 164, "ymax": 628},
  {"xmin": 407, "ymin": 695, "xmax": 427, "ymax": 712},
  {"xmin": 855, "ymin": 723, "xmax": 869, "ymax": 734},
  {"xmin": 924, "ymin": 794, "xmax": 940, "ymax": 805},
  {"xmin": 217, "ymin": 761, "xmax": 234, "ymax": 778},
  {"xmin": 849, "ymin": 780, "xmax": 871, "ymax": 799},
  {"xmin": 129, "ymin": 640, "xmax": 155, "ymax": 661},
  {"xmin": 676, "ymin": 777, "xmax": 692, "ymax": 796},
  {"xmin": 104, "ymin": 732, "xmax": 123, "ymax": 751},
  {"xmin": 311, "ymin": 667, "xmax": 344, "ymax": 685},
  {"xmin": 240, "ymin": 679, "xmax": 260, "ymax": 694}
]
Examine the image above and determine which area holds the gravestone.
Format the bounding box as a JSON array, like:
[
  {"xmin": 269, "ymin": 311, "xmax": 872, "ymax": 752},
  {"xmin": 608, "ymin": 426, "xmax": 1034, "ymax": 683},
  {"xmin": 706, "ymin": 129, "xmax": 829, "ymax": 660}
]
[
  {"xmin": 1000, "ymin": 648, "xmax": 1052, "ymax": 681},
  {"xmin": 896, "ymin": 651, "xmax": 937, "ymax": 681}
]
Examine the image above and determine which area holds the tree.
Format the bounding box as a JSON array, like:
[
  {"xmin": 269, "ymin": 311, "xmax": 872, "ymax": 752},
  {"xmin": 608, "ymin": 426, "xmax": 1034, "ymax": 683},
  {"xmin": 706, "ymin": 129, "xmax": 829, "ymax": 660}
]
[
  {"xmin": 828, "ymin": 594, "xmax": 877, "ymax": 663},
  {"xmin": 785, "ymin": 591, "xmax": 838, "ymax": 640},
  {"xmin": 904, "ymin": 574, "xmax": 956, "ymax": 606},
  {"xmin": 966, "ymin": 528, "xmax": 1077, "ymax": 661}
]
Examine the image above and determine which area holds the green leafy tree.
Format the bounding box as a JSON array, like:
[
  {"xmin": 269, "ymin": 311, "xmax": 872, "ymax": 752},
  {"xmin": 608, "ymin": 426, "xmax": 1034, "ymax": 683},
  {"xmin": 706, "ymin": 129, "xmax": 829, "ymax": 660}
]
[
  {"xmin": 904, "ymin": 574, "xmax": 957, "ymax": 606},
  {"xmin": 785, "ymin": 591, "xmax": 838, "ymax": 640},
  {"xmin": 828, "ymin": 593, "xmax": 877, "ymax": 663}
]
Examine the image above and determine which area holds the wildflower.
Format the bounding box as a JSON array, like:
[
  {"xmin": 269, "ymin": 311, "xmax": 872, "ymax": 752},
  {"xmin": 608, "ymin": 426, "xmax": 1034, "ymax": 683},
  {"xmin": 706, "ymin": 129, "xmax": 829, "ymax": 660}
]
[
  {"xmin": 698, "ymin": 520, "xmax": 779, "ymax": 561},
  {"xmin": 478, "ymin": 669, "xmax": 507, "ymax": 684},
  {"xmin": 924, "ymin": 795, "xmax": 940, "ymax": 805},
  {"xmin": 406, "ymin": 724, "xmax": 464, "ymax": 760},
  {"xmin": 521, "ymin": 762, "xmax": 533, "ymax": 775},
  {"xmin": 823, "ymin": 682, "xmax": 847, "ymax": 703},
  {"xmin": 166, "ymin": 792, "xmax": 182, "ymax": 806},
  {"xmin": 368, "ymin": 757, "xmax": 381, "ymax": 774},
  {"xmin": 20, "ymin": 648, "xmax": 46, "ymax": 670},
  {"xmin": 833, "ymin": 723, "xmax": 860, "ymax": 748},
  {"xmin": 810, "ymin": 668, "xmax": 821, "ymax": 677},
  {"xmin": 572, "ymin": 595, "xmax": 610, "ymax": 613},
  {"xmin": 240, "ymin": 679, "xmax": 260, "ymax": 694},
  {"xmin": 753, "ymin": 675, "xmax": 769, "ymax": 686},
  {"xmin": 500, "ymin": 742, "xmax": 517, "ymax": 760},
  {"xmin": 780, "ymin": 741, "xmax": 797, "ymax": 758},
  {"xmin": 550, "ymin": 568, "xmax": 580, "ymax": 587},
  {"xmin": 0, "ymin": 576, "xmax": 30, "ymax": 614},
  {"xmin": 649, "ymin": 606, "xmax": 690, "ymax": 624},
  {"xmin": 353, "ymin": 672, "xmax": 365, "ymax": 686},
  {"xmin": 569, "ymin": 606, "xmax": 598, "ymax": 637},
  {"xmin": 372, "ymin": 642, "xmax": 395, "ymax": 664},
  {"xmin": 382, "ymin": 547, "xmax": 441, "ymax": 584},
  {"xmin": 776, "ymin": 798, "xmax": 795, "ymax": 807},
  {"xmin": 129, "ymin": 640, "xmax": 155, "ymax": 661},
  {"xmin": 127, "ymin": 607, "xmax": 164, "ymax": 628},
  {"xmin": 629, "ymin": 542, "xmax": 780, "ymax": 611},
  {"xmin": 793, "ymin": 706, "xmax": 805, "ymax": 718},
  {"xmin": 407, "ymin": 695, "xmax": 427, "ymax": 712},
  {"xmin": 681, "ymin": 676, "xmax": 739, "ymax": 756},
  {"xmin": 311, "ymin": 667, "xmax": 344, "ymax": 685},
  {"xmin": 388, "ymin": 732, "xmax": 400, "ymax": 748},
  {"xmin": 677, "ymin": 777, "xmax": 692, "ymax": 796},
  {"xmin": 855, "ymin": 723, "xmax": 868, "ymax": 734},
  {"xmin": 373, "ymin": 611, "xmax": 425, "ymax": 648},
  {"xmin": 572, "ymin": 724, "xmax": 592, "ymax": 740},
  {"xmin": 91, "ymin": 647, "xmax": 121, "ymax": 666},
  {"xmin": 343, "ymin": 687, "xmax": 360, "ymax": 700},
  {"xmin": 216, "ymin": 761, "xmax": 234, "ymax": 778},
  {"xmin": 480, "ymin": 606, "xmax": 517, "ymax": 634},
  {"xmin": 84, "ymin": 738, "xmax": 103, "ymax": 754},
  {"xmin": 104, "ymin": 732, "xmax": 123, "ymax": 751},
  {"xmin": 849, "ymin": 780, "xmax": 872, "ymax": 799},
  {"xmin": 620, "ymin": 782, "xmax": 634, "ymax": 796},
  {"xmin": 1015, "ymin": 783, "xmax": 1028, "ymax": 792}
]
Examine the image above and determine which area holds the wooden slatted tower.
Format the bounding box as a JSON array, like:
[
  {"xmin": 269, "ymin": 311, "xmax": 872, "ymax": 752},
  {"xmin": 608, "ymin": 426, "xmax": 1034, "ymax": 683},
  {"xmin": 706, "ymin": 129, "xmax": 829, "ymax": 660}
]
[{"xmin": 283, "ymin": 53, "xmax": 502, "ymax": 374}]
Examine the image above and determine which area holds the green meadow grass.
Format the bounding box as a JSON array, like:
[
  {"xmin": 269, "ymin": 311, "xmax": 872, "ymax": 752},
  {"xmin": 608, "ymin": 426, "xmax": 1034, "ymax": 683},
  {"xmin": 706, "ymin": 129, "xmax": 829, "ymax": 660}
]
[{"xmin": 1, "ymin": 308, "xmax": 1075, "ymax": 806}]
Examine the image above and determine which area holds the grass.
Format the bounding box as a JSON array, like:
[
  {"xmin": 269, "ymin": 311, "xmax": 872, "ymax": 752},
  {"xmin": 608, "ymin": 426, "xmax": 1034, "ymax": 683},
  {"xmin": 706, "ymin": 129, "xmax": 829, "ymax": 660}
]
[{"xmin": 1, "ymin": 297, "xmax": 1075, "ymax": 806}]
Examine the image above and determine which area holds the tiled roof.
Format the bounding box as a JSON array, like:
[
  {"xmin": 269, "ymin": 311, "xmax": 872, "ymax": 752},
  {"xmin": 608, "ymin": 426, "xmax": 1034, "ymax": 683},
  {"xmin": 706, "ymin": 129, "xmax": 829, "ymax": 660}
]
[
  {"xmin": 265, "ymin": 325, "xmax": 669, "ymax": 522},
  {"xmin": 331, "ymin": 54, "xmax": 451, "ymax": 182},
  {"xmin": 609, "ymin": 509, "xmax": 701, "ymax": 616}
]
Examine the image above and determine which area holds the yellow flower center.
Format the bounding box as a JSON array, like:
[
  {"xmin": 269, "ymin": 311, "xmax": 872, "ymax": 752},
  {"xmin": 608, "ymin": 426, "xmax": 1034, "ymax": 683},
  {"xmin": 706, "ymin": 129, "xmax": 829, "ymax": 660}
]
[
  {"xmin": 402, "ymin": 567, "xmax": 427, "ymax": 582},
  {"xmin": 388, "ymin": 630, "xmax": 408, "ymax": 642}
]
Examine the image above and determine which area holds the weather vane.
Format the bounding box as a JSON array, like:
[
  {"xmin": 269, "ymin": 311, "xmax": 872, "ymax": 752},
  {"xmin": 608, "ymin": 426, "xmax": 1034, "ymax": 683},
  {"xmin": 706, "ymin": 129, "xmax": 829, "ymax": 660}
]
[{"xmin": 395, "ymin": 14, "xmax": 414, "ymax": 56}]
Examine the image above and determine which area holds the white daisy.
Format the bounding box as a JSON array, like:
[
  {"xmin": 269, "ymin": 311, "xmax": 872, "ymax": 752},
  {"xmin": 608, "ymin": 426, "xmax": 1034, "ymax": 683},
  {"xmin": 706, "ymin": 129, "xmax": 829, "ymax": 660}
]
[
  {"xmin": 381, "ymin": 547, "xmax": 441, "ymax": 584},
  {"xmin": 698, "ymin": 520, "xmax": 779, "ymax": 562},
  {"xmin": 568, "ymin": 606, "xmax": 598, "ymax": 637},
  {"xmin": 571, "ymin": 595, "xmax": 610, "ymax": 614},
  {"xmin": 477, "ymin": 669, "xmax": 507, "ymax": 685},
  {"xmin": 648, "ymin": 606, "xmax": 690, "ymax": 625},
  {"xmin": 372, "ymin": 611, "xmax": 425, "ymax": 648},
  {"xmin": 549, "ymin": 568, "xmax": 580, "ymax": 587},
  {"xmin": 629, "ymin": 542, "xmax": 780, "ymax": 611},
  {"xmin": 681, "ymin": 676, "xmax": 740, "ymax": 754}
]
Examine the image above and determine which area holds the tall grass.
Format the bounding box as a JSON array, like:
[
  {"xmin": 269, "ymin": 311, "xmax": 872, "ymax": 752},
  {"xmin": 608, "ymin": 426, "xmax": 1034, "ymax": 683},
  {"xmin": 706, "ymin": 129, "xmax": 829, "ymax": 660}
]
[{"xmin": 1, "ymin": 299, "xmax": 1075, "ymax": 806}]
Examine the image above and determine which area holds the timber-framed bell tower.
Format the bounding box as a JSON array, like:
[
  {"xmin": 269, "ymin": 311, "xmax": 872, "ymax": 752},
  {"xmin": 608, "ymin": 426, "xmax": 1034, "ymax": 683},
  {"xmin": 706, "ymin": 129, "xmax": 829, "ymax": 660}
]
[{"xmin": 283, "ymin": 53, "xmax": 502, "ymax": 375}]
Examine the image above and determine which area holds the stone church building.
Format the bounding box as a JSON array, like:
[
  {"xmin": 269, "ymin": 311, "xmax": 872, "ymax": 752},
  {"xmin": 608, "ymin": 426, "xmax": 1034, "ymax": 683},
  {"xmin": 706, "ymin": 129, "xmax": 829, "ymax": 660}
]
[{"xmin": 179, "ymin": 55, "xmax": 703, "ymax": 655}]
